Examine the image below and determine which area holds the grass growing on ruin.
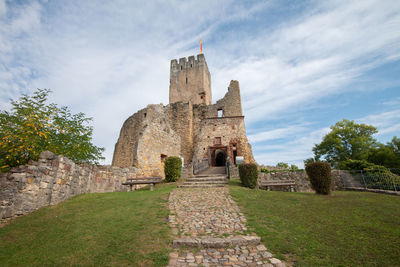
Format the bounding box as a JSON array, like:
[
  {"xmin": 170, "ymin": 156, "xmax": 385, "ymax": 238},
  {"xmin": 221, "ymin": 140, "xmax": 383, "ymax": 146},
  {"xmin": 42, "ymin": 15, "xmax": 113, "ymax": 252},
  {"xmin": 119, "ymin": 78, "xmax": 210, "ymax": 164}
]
[
  {"xmin": 0, "ymin": 183, "xmax": 176, "ymax": 267},
  {"xmin": 229, "ymin": 178, "xmax": 400, "ymax": 267}
]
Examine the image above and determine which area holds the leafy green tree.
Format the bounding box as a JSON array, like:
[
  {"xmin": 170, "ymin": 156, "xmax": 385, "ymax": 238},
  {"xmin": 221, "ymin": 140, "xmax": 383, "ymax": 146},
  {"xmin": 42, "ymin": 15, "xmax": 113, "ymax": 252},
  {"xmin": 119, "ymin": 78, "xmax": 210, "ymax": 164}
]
[
  {"xmin": 313, "ymin": 119, "xmax": 377, "ymax": 167},
  {"xmin": 276, "ymin": 162, "xmax": 289, "ymax": 168},
  {"xmin": 290, "ymin": 164, "xmax": 299, "ymax": 171},
  {"xmin": 0, "ymin": 89, "xmax": 104, "ymax": 172},
  {"xmin": 368, "ymin": 137, "xmax": 400, "ymax": 174},
  {"xmin": 389, "ymin": 136, "xmax": 400, "ymax": 154}
]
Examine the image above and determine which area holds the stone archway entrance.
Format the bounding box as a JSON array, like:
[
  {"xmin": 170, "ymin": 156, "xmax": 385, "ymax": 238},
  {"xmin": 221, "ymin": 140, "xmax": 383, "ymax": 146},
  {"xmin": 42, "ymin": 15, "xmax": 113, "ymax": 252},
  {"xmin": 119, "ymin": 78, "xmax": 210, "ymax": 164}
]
[
  {"xmin": 209, "ymin": 146, "xmax": 227, "ymax": 167},
  {"xmin": 215, "ymin": 149, "xmax": 226, "ymax": 166}
]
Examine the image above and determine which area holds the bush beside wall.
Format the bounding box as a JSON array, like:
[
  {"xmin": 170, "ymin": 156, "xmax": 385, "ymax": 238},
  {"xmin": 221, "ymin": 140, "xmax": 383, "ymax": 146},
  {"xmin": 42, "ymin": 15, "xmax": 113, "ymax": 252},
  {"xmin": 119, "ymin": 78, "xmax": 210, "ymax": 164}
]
[
  {"xmin": 305, "ymin": 162, "xmax": 332, "ymax": 194},
  {"xmin": 164, "ymin": 156, "xmax": 182, "ymax": 182},
  {"xmin": 239, "ymin": 163, "xmax": 258, "ymax": 189}
]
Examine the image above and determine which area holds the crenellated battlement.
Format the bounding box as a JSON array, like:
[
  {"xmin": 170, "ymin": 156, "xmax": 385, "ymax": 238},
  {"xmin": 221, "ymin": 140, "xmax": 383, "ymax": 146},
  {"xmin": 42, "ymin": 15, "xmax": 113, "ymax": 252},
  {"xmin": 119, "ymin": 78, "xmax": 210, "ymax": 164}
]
[
  {"xmin": 169, "ymin": 53, "xmax": 211, "ymax": 105},
  {"xmin": 170, "ymin": 54, "xmax": 207, "ymax": 72}
]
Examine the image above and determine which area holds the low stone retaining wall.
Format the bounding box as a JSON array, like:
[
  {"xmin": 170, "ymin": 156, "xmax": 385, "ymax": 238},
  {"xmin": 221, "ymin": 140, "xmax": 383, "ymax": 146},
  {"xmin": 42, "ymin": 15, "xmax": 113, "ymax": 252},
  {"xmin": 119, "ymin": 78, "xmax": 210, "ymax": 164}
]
[
  {"xmin": 258, "ymin": 170, "xmax": 348, "ymax": 192},
  {"xmin": 0, "ymin": 151, "xmax": 136, "ymax": 222},
  {"xmin": 228, "ymin": 166, "xmax": 239, "ymax": 179},
  {"xmin": 193, "ymin": 159, "xmax": 209, "ymax": 175}
]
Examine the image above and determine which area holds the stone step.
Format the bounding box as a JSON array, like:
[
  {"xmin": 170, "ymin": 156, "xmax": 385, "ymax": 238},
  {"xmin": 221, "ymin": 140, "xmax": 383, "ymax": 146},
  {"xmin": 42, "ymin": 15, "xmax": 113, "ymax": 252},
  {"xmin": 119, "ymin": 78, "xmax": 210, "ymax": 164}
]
[
  {"xmin": 194, "ymin": 174, "xmax": 227, "ymax": 178},
  {"xmin": 197, "ymin": 167, "xmax": 227, "ymax": 175},
  {"xmin": 183, "ymin": 181, "xmax": 228, "ymax": 184},
  {"xmin": 185, "ymin": 178, "xmax": 227, "ymax": 182},
  {"xmin": 178, "ymin": 184, "xmax": 226, "ymax": 188},
  {"xmin": 183, "ymin": 182, "xmax": 228, "ymax": 186},
  {"xmin": 172, "ymin": 235, "xmax": 261, "ymax": 248}
]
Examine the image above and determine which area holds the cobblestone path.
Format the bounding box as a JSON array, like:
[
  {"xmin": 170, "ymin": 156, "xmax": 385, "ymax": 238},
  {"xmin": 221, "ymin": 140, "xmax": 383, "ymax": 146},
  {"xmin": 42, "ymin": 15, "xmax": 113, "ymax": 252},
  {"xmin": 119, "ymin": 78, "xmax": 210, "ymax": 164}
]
[{"xmin": 167, "ymin": 187, "xmax": 287, "ymax": 267}]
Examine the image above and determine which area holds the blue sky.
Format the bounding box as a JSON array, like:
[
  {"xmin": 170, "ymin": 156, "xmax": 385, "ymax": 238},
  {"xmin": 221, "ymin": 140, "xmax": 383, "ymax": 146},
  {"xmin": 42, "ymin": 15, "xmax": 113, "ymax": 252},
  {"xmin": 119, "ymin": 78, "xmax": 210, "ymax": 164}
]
[{"xmin": 1, "ymin": 0, "xmax": 399, "ymax": 167}]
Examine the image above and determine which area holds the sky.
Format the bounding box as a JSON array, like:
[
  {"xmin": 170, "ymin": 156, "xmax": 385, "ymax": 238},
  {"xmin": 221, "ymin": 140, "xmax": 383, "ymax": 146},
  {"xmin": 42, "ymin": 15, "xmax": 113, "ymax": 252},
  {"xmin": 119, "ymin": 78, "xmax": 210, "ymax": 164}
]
[{"xmin": 1, "ymin": 0, "xmax": 400, "ymax": 168}]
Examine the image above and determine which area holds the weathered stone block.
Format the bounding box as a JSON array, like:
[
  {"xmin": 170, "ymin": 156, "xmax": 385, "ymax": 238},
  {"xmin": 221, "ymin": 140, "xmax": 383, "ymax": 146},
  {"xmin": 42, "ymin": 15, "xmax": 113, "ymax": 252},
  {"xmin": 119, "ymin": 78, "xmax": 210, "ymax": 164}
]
[{"xmin": 40, "ymin": 151, "xmax": 55, "ymax": 160}]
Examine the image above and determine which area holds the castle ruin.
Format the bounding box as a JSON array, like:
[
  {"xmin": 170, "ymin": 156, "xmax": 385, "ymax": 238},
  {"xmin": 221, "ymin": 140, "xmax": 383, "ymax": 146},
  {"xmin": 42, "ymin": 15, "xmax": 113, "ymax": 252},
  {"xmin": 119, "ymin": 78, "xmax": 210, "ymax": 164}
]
[{"xmin": 112, "ymin": 54, "xmax": 255, "ymax": 177}]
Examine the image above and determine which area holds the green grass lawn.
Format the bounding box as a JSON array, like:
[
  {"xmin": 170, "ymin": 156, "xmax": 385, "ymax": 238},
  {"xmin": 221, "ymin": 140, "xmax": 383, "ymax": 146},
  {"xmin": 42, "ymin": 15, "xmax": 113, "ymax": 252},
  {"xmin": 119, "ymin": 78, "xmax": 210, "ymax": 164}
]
[
  {"xmin": 229, "ymin": 179, "xmax": 400, "ymax": 267},
  {"xmin": 0, "ymin": 183, "xmax": 176, "ymax": 267}
]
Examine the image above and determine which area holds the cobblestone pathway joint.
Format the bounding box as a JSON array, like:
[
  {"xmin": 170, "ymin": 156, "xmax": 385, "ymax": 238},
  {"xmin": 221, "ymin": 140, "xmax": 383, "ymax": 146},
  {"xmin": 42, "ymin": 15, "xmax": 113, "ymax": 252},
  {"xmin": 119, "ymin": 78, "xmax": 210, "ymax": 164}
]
[{"xmin": 167, "ymin": 187, "xmax": 288, "ymax": 267}]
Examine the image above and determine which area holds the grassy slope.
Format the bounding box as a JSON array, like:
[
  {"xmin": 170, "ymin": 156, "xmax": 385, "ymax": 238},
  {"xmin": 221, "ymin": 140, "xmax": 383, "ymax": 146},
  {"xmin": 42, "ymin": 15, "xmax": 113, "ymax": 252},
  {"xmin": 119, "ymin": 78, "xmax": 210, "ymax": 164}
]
[
  {"xmin": 229, "ymin": 179, "xmax": 400, "ymax": 267},
  {"xmin": 0, "ymin": 183, "xmax": 175, "ymax": 267}
]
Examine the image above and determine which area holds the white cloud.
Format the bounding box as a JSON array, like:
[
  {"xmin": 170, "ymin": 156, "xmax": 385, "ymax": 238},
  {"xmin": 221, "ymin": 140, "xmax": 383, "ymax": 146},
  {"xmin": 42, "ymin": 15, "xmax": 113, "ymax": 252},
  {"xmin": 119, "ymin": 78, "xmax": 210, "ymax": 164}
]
[
  {"xmin": 248, "ymin": 124, "xmax": 308, "ymax": 143},
  {"xmin": 211, "ymin": 0, "xmax": 400, "ymax": 123},
  {"xmin": 253, "ymin": 127, "xmax": 331, "ymax": 168},
  {"xmin": 358, "ymin": 109, "xmax": 400, "ymax": 135},
  {"xmin": 0, "ymin": 0, "xmax": 399, "ymax": 165},
  {"xmin": 0, "ymin": 0, "xmax": 6, "ymax": 18}
]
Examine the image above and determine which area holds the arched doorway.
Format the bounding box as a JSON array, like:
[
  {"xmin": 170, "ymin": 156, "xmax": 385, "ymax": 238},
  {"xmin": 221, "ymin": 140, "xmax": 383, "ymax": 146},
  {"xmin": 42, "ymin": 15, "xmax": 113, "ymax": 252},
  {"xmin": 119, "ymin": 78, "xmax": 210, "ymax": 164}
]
[{"xmin": 215, "ymin": 149, "xmax": 226, "ymax": 166}]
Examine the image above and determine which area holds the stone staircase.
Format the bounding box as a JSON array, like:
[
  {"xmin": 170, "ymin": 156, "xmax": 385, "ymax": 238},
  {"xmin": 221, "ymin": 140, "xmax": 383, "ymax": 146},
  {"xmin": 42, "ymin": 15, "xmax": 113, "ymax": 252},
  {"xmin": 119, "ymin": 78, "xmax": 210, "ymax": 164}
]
[{"xmin": 179, "ymin": 167, "xmax": 228, "ymax": 188}]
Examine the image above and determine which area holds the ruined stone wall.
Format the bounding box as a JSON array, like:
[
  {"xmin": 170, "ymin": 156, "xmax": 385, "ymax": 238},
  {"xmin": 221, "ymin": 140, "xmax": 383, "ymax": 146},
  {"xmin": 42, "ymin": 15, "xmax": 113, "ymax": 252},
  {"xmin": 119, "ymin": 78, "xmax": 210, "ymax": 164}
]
[
  {"xmin": 112, "ymin": 104, "xmax": 182, "ymax": 177},
  {"xmin": 1, "ymin": 151, "xmax": 136, "ymax": 222},
  {"xmin": 135, "ymin": 119, "xmax": 181, "ymax": 178},
  {"xmin": 191, "ymin": 79, "xmax": 254, "ymax": 167},
  {"xmin": 167, "ymin": 102, "xmax": 194, "ymax": 164},
  {"xmin": 169, "ymin": 54, "xmax": 211, "ymax": 105},
  {"xmin": 206, "ymin": 80, "xmax": 243, "ymax": 118},
  {"xmin": 257, "ymin": 170, "xmax": 347, "ymax": 192},
  {"xmin": 112, "ymin": 107, "xmax": 148, "ymax": 168},
  {"xmin": 192, "ymin": 116, "xmax": 255, "ymax": 164}
]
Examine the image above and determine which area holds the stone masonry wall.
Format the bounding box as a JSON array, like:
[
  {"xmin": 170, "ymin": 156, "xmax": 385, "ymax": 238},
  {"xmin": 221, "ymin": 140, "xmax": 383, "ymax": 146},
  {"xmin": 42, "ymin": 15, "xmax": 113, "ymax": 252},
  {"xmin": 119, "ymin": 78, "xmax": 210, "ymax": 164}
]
[
  {"xmin": 113, "ymin": 103, "xmax": 183, "ymax": 175},
  {"xmin": 258, "ymin": 170, "xmax": 347, "ymax": 192},
  {"xmin": 135, "ymin": 119, "xmax": 181, "ymax": 178},
  {"xmin": 206, "ymin": 80, "xmax": 243, "ymax": 118},
  {"xmin": 192, "ymin": 116, "xmax": 255, "ymax": 165},
  {"xmin": 1, "ymin": 151, "xmax": 136, "ymax": 222},
  {"xmin": 167, "ymin": 102, "xmax": 194, "ymax": 164},
  {"xmin": 112, "ymin": 106, "xmax": 148, "ymax": 168},
  {"xmin": 169, "ymin": 54, "xmax": 212, "ymax": 105}
]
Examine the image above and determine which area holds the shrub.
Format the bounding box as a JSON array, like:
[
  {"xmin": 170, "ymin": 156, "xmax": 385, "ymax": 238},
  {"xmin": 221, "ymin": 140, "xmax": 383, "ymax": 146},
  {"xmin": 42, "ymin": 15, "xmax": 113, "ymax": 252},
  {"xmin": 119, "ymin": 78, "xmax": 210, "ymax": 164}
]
[
  {"xmin": 239, "ymin": 163, "xmax": 258, "ymax": 188},
  {"xmin": 305, "ymin": 162, "xmax": 332, "ymax": 195},
  {"xmin": 341, "ymin": 159, "xmax": 400, "ymax": 190},
  {"xmin": 164, "ymin": 156, "xmax": 182, "ymax": 182}
]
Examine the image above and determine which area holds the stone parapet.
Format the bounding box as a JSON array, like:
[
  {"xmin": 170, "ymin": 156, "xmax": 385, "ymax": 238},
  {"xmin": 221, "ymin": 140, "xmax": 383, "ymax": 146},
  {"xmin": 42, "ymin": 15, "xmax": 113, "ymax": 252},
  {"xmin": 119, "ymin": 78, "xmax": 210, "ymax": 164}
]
[
  {"xmin": 0, "ymin": 151, "xmax": 136, "ymax": 223},
  {"xmin": 258, "ymin": 170, "xmax": 348, "ymax": 192}
]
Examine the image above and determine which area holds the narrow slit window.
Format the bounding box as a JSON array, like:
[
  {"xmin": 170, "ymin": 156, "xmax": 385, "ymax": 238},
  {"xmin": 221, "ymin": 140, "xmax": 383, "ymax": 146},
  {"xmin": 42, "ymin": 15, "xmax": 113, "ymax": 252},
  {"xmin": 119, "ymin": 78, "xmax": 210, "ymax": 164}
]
[{"xmin": 218, "ymin": 109, "xmax": 223, "ymax": 117}]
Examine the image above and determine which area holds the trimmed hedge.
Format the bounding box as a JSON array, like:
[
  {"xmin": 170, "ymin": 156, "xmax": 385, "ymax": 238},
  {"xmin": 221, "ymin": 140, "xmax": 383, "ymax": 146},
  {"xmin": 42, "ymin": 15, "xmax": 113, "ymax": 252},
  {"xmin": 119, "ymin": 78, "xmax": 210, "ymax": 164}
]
[
  {"xmin": 239, "ymin": 163, "xmax": 258, "ymax": 189},
  {"xmin": 164, "ymin": 156, "xmax": 182, "ymax": 182},
  {"xmin": 305, "ymin": 162, "xmax": 332, "ymax": 195}
]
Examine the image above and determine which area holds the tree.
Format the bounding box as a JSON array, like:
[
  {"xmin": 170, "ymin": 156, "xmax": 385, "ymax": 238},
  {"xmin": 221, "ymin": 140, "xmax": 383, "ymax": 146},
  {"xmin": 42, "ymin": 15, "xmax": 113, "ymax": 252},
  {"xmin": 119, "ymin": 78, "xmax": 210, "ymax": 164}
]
[
  {"xmin": 313, "ymin": 119, "xmax": 377, "ymax": 167},
  {"xmin": 276, "ymin": 162, "xmax": 289, "ymax": 168},
  {"xmin": 0, "ymin": 89, "xmax": 104, "ymax": 172},
  {"xmin": 368, "ymin": 136, "xmax": 400, "ymax": 174},
  {"xmin": 290, "ymin": 164, "xmax": 299, "ymax": 171}
]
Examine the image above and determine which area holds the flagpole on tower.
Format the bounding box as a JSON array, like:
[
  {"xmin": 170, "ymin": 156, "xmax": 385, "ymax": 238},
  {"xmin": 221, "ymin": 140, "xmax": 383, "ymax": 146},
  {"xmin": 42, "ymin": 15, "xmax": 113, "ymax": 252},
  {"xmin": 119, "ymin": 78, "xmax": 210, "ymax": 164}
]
[{"xmin": 200, "ymin": 38, "xmax": 202, "ymax": 54}]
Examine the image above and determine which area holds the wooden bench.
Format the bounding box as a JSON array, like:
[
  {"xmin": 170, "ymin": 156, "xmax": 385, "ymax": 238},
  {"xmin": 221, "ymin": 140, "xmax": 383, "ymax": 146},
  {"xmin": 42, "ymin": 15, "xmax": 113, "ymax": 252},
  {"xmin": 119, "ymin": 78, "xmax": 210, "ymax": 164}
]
[
  {"xmin": 259, "ymin": 180, "xmax": 296, "ymax": 192},
  {"xmin": 122, "ymin": 177, "xmax": 162, "ymax": 191}
]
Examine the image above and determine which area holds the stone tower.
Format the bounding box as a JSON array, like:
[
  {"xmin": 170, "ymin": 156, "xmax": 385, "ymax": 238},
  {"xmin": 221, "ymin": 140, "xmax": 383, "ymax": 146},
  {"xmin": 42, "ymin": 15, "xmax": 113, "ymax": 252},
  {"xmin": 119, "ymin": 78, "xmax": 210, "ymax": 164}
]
[
  {"xmin": 169, "ymin": 54, "xmax": 212, "ymax": 105},
  {"xmin": 112, "ymin": 53, "xmax": 255, "ymax": 178}
]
